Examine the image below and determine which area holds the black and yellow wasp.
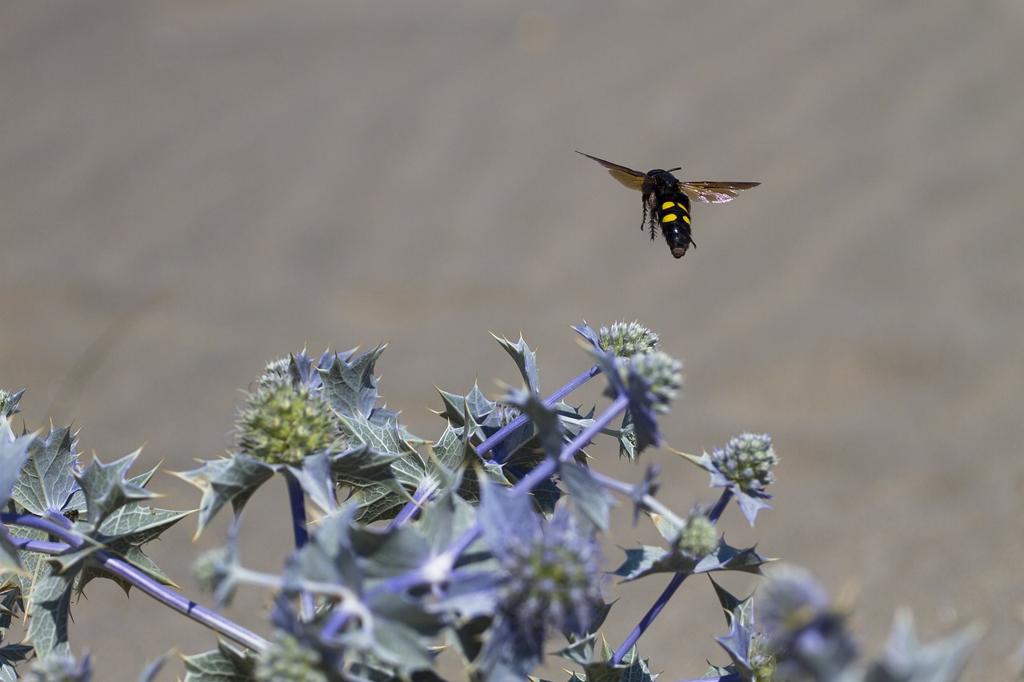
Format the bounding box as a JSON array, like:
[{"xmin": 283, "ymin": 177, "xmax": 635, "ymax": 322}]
[{"xmin": 577, "ymin": 151, "xmax": 760, "ymax": 259}]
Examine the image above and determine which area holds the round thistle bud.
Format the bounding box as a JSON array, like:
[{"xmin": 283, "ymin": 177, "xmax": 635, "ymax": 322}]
[
  {"xmin": 620, "ymin": 351, "xmax": 683, "ymax": 413},
  {"xmin": 192, "ymin": 547, "xmax": 230, "ymax": 594},
  {"xmin": 255, "ymin": 633, "xmax": 327, "ymax": 682},
  {"xmin": 598, "ymin": 321, "xmax": 660, "ymax": 358},
  {"xmin": 748, "ymin": 636, "xmax": 777, "ymax": 682},
  {"xmin": 757, "ymin": 566, "xmax": 830, "ymax": 641},
  {"xmin": 710, "ymin": 433, "xmax": 777, "ymax": 493},
  {"xmin": 677, "ymin": 512, "xmax": 718, "ymax": 559},
  {"xmin": 499, "ymin": 510, "xmax": 603, "ymax": 638},
  {"xmin": 238, "ymin": 380, "xmax": 339, "ymax": 465},
  {"xmin": 757, "ymin": 566, "xmax": 857, "ymax": 675}
]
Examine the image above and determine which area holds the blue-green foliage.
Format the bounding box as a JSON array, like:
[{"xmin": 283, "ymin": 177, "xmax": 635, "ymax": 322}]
[{"xmin": 0, "ymin": 322, "xmax": 983, "ymax": 681}]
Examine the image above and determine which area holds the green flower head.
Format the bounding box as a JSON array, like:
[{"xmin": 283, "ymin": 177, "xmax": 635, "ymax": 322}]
[
  {"xmin": 238, "ymin": 379, "xmax": 340, "ymax": 465},
  {"xmin": 256, "ymin": 633, "xmax": 328, "ymax": 682},
  {"xmin": 711, "ymin": 433, "xmax": 778, "ymax": 494},
  {"xmin": 192, "ymin": 547, "xmax": 231, "ymax": 595},
  {"xmin": 619, "ymin": 350, "xmax": 683, "ymax": 414},
  {"xmin": 677, "ymin": 511, "xmax": 718, "ymax": 559},
  {"xmin": 598, "ymin": 320, "xmax": 660, "ymax": 358}
]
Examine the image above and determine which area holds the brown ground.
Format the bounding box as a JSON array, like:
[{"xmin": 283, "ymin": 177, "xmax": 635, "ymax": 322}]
[{"xmin": 2, "ymin": 1, "xmax": 1023, "ymax": 679}]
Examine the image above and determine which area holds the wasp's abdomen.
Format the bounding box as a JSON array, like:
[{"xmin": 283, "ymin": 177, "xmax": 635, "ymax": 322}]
[{"xmin": 654, "ymin": 193, "xmax": 693, "ymax": 259}]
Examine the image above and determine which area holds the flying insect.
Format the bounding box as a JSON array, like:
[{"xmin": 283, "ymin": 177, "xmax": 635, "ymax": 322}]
[{"xmin": 577, "ymin": 151, "xmax": 760, "ymax": 259}]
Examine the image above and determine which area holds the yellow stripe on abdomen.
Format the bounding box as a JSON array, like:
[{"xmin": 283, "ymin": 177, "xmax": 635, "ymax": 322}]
[
  {"xmin": 661, "ymin": 200, "xmax": 675, "ymax": 210},
  {"xmin": 661, "ymin": 213, "xmax": 678, "ymax": 223}
]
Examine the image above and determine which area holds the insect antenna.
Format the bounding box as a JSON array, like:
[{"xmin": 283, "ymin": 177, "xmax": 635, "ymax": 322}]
[{"xmin": 666, "ymin": 166, "xmax": 682, "ymax": 172}]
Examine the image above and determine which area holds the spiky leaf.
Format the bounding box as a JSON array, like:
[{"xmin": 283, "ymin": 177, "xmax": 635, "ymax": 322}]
[
  {"xmin": 614, "ymin": 540, "xmax": 768, "ymax": 582},
  {"xmin": 491, "ymin": 333, "xmax": 540, "ymax": 394},
  {"xmin": 290, "ymin": 452, "xmax": 338, "ymax": 514},
  {"xmin": 321, "ymin": 346, "xmax": 388, "ymax": 421},
  {"xmin": 435, "ymin": 383, "xmax": 495, "ymax": 430},
  {"xmin": 12, "ymin": 426, "xmax": 79, "ymax": 516},
  {"xmin": 330, "ymin": 445, "xmax": 402, "ymax": 491},
  {"xmin": 174, "ymin": 455, "xmax": 274, "ymax": 538},
  {"xmin": 0, "ymin": 643, "xmax": 31, "ymax": 681},
  {"xmin": 0, "ymin": 420, "xmax": 34, "ymax": 572},
  {"xmin": 863, "ymin": 610, "xmax": 982, "ymax": 682},
  {"xmin": 76, "ymin": 506, "xmax": 192, "ymax": 594},
  {"xmin": 506, "ymin": 389, "xmax": 561, "ymax": 461},
  {"xmin": 74, "ymin": 451, "xmax": 154, "ymax": 528},
  {"xmin": 182, "ymin": 641, "xmax": 257, "ymax": 682},
  {"xmin": 560, "ymin": 462, "xmax": 612, "ymax": 531},
  {"xmin": 321, "ymin": 348, "xmax": 425, "ymax": 522},
  {"xmin": 26, "ymin": 563, "xmax": 79, "ymax": 657},
  {"xmin": 0, "ymin": 390, "xmax": 25, "ymax": 419}
]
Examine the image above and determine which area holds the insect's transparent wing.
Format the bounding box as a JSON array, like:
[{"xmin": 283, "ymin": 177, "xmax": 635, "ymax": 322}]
[
  {"xmin": 678, "ymin": 181, "xmax": 760, "ymax": 204},
  {"xmin": 577, "ymin": 151, "xmax": 645, "ymax": 191}
]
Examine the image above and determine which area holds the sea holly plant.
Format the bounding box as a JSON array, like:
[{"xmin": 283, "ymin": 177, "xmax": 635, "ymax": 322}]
[{"xmin": 0, "ymin": 321, "xmax": 983, "ymax": 680}]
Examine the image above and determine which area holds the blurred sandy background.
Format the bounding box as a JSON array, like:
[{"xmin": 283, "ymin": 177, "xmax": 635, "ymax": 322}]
[{"xmin": 2, "ymin": 1, "xmax": 1023, "ymax": 678}]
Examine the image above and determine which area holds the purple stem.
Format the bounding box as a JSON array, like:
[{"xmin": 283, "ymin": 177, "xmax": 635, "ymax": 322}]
[
  {"xmin": 5, "ymin": 533, "xmax": 67, "ymax": 554},
  {"xmin": 386, "ymin": 478, "xmax": 440, "ymax": 531},
  {"xmin": 388, "ymin": 365, "xmax": 603, "ymax": 529},
  {"xmin": 388, "ymin": 394, "xmax": 629, "ymax": 592},
  {"xmin": 323, "ymin": 394, "xmax": 630, "ymax": 641},
  {"xmin": 285, "ymin": 473, "xmax": 310, "ymax": 549},
  {"xmin": 320, "ymin": 605, "xmax": 349, "ymax": 640},
  {"xmin": 387, "ymin": 364, "xmax": 602, "ymax": 528},
  {"xmin": 1, "ymin": 512, "xmax": 268, "ymax": 652},
  {"xmin": 477, "ymin": 365, "xmax": 601, "ymax": 461},
  {"xmin": 610, "ymin": 488, "xmax": 734, "ymax": 664},
  {"xmin": 285, "ymin": 472, "xmax": 316, "ymax": 620}
]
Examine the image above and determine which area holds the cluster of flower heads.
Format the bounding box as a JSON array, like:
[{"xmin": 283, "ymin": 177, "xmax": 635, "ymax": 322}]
[
  {"xmin": 0, "ymin": 319, "xmax": 985, "ymax": 682},
  {"xmin": 237, "ymin": 374, "xmax": 340, "ymax": 465},
  {"xmin": 576, "ymin": 320, "xmax": 683, "ymax": 453}
]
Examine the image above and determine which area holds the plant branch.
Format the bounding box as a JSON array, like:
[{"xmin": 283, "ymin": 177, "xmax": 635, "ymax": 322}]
[
  {"xmin": 389, "ymin": 364, "xmax": 602, "ymax": 529},
  {"xmin": 2, "ymin": 512, "xmax": 268, "ymax": 652},
  {"xmin": 589, "ymin": 469, "xmax": 687, "ymax": 529},
  {"xmin": 386, "ymin": 477, "xmax": 440, "ymax": 531},
  {"xmin": 322, "ymin": 394, "xmax": 630, "ymax": 641},
  {"xmin": 477, "ymin": 364, "xmax": 601, "ymax": 462},
  {"xmin": 610, "ymin": 489, "xmax": 734, "ymax": 664}
]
